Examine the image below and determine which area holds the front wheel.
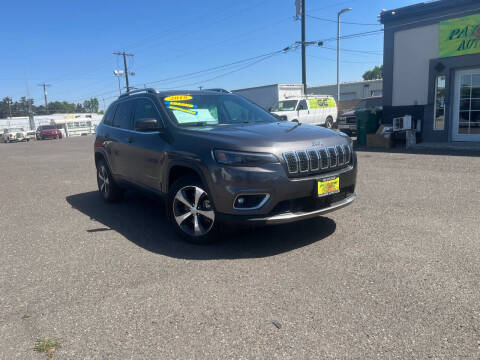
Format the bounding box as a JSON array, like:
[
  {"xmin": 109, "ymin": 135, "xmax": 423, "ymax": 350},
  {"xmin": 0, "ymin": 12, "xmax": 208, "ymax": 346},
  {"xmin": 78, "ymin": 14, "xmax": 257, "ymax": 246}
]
[
  {"xmin": 325, "ymin": 116, "xmax": 334, "ymax": 129},
  {"xmin": 168, "ymin": 176, "xmax": 217, "ymax": 244}
]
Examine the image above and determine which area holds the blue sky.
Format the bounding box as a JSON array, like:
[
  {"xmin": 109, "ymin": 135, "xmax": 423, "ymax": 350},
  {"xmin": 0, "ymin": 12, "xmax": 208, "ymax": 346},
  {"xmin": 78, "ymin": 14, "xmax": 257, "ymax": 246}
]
[{"xmin": 0, "ymin": 0, "xmax": 420, "ymax": 109}]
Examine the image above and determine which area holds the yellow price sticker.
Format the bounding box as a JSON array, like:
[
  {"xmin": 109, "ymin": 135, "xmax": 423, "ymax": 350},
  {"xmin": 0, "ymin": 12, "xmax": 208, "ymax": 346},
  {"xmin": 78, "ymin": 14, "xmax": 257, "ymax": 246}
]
[{"xmin": 164, "ymin": 95, "xmax": 192, "ymax": 101}]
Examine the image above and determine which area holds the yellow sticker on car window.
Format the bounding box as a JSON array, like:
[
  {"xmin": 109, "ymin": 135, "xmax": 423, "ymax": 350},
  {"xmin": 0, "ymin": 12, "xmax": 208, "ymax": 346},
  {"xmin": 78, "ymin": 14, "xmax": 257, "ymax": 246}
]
[
  {"xmin": 166, "ymin": 101, "xmax": 197, "ymax": 108},
  {"xmin": 164, "ymin": 95, "xmax": 192, "ymax": 101},
  {"xmin": 168, "ymin": 105, "xmax": 198, "ymax": 115}
]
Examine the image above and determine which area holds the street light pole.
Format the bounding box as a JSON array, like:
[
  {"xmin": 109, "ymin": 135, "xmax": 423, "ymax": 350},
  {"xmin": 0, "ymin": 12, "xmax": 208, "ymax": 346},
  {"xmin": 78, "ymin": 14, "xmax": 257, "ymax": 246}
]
[
  {"xmin": 301, "ymin": 0, "xmax": 306, "ymax": 94},
  {"xmin": 337, "ymin": 8, "xmax": 352, "ymax": 104}
]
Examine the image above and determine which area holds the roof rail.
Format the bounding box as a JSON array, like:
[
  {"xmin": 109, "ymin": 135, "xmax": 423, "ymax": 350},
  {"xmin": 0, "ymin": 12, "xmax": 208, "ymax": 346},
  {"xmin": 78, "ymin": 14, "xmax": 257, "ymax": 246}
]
[
  {"xmin": 119, "ymin": 88, "xmax": 159, "ymax": 98},
  {"xmin": 205, "ymin": 88, "xmax": 231, "ymax": 93}
]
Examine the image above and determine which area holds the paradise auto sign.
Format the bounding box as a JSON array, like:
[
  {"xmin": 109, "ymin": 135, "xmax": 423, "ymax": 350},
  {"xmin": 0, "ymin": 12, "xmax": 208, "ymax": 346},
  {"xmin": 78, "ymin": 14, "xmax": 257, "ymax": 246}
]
[{"xmin": 439, "ymin": 13, "xmax": 480, "ymax": 58}]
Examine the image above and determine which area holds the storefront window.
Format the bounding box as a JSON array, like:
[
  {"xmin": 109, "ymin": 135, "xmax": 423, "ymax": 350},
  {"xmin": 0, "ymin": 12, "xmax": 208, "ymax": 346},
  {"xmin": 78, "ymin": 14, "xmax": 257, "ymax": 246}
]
[{"xmin": 434, "ymin": 75, "xmax": 446, "ymax": 130}]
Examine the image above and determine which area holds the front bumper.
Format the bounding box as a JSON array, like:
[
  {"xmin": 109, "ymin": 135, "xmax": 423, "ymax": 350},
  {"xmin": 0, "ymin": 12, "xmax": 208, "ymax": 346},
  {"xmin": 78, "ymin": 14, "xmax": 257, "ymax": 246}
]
[
  {"xmin": 218, "ymin": 192, "xmax": 355, "ymax": 225},
  {"xmin": 338, "ymin": 123, "xmax": 357, "ymax": 131},
  {"xmin": 207, "ymin": 155, "xmax": 357, "ymax": 224}
]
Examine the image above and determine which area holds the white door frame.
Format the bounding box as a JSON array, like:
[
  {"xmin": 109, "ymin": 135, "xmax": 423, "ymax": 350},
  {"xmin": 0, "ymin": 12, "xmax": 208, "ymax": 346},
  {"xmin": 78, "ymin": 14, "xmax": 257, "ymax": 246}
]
[{"xmin": 452, "ymin": 68, "xmax": 480, "ymax": 142}]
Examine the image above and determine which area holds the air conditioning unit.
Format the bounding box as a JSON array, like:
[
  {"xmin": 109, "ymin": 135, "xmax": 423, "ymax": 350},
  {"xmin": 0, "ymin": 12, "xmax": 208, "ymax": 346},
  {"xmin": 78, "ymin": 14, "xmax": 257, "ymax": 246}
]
[{"xmin": 392, "ymin": 115, "xmax": 412, "ymax": 131}]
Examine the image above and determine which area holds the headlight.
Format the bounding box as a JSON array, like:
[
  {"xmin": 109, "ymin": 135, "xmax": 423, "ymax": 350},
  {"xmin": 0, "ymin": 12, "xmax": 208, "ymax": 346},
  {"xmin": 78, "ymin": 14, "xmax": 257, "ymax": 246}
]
[{"xmin": 213, "ymin": 150, "xmax": 278, "ymax": 166}]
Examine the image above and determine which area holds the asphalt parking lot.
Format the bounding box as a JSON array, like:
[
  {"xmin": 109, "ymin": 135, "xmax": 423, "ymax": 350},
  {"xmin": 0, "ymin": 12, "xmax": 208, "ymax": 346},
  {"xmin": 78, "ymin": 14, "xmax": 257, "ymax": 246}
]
[{"xmin": 0, "ymin": 136, "xmax": 479, "ymax": 359}]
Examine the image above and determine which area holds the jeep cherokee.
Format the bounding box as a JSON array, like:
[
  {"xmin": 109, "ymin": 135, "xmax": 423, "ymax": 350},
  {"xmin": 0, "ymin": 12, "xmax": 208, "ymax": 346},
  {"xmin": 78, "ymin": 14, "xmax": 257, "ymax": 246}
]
[{"xmin": 94, "ymin": 89, "xmax": 357, "ymax": 243}]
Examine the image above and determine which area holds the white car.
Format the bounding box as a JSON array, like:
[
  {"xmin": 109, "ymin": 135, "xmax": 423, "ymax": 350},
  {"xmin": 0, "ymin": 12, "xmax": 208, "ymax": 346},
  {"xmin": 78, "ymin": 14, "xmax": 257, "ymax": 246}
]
[
  {"xmin": 270, "ymin": 95, "xmax": 338, "ymax": 128},
  {"xmin": 2, "ymin": 127, "xmax": 29, "ymax": 143}
]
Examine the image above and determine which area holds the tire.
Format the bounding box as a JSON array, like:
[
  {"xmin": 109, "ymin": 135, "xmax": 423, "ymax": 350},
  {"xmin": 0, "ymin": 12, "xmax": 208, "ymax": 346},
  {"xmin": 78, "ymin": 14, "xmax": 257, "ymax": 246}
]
[
  {"xmin": 96, "ymin": 159, "xmax": 123, "ymax": 202},
  {"xmin": 325, "ymin": 116, "xmax": 334, "ymax": 129},
  {"xmin": 167, "ymin": 175, "xmax": 218, "ymax": 244}
]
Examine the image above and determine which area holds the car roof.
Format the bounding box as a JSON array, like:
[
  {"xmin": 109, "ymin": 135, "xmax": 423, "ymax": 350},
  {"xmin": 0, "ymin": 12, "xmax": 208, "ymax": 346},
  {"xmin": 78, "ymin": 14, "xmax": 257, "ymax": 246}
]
[{"xmin": 115, "ymin": 89, "xmax": 230, "ymax": 102}]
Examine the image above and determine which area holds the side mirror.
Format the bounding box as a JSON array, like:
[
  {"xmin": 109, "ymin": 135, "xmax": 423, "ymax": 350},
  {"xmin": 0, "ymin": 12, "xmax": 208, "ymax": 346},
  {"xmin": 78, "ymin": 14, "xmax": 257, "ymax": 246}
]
[{"xmin": 135, "ymin": 118, "xmax": 163, "ymax": 132}]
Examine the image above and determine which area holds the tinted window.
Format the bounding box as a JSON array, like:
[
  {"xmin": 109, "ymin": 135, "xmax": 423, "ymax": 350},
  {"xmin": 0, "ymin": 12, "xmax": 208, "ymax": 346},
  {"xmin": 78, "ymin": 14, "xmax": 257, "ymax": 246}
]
[
  {"xmin": 103, "ymin": 104, "xmax": 116, "ymax": 125},
  {"xmin": 272, "ymin": 100, "xmax": 297, "ymax": 111},
  {"xmin": 134, "ymin": 98, "xmax": 161, "ymax": 127},
  {"xmin": 297, "ymin": 100, "xmax": 308, "ymax": 111},
  {"xmin": 112, "ymin": 101, "xmax": 133, "ymax": 129}
]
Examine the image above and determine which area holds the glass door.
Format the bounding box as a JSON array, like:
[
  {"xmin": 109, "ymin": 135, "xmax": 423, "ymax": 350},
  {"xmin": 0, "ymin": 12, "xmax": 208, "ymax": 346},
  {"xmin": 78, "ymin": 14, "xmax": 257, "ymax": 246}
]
[{"xmin": 453, "ymin": 69, "xmax": 480, "ymax": 141}]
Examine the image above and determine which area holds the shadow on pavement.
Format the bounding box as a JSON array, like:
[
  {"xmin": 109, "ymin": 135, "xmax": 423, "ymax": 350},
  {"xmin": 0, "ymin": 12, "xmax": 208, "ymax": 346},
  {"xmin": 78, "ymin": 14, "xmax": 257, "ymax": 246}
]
[{"xmin": 66, "ymin": 191, "xmax": 336, "ymax": 260}]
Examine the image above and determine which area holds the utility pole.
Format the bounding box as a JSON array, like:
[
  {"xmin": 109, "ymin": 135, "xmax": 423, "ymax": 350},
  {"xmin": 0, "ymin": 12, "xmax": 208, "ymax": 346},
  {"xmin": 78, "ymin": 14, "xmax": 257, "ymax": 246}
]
[
  {"xmin": 6, "ymin": 98, "xmax": 12, "ymax": 119},
  {"xmin": 301, "ymin": 0, "xmax": 306, "ymax": 94},
  {"xmin": 337, "ymin": 8, "xmax": 352, "ymax": 103},
  {"xmin": 113, "ymin": 52, "xmax": 134, "ymax": 92},
  {"xmin": 38, "ymin": 83, "xmax": 51, "ymax": 114}
]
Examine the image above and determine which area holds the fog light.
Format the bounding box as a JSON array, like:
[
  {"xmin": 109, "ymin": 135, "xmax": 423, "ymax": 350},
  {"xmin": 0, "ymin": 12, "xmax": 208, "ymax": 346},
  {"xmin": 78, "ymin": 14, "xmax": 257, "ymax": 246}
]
[{"xmin": 234, "ymin": 194, "xmax": 270, "ymax": 210}]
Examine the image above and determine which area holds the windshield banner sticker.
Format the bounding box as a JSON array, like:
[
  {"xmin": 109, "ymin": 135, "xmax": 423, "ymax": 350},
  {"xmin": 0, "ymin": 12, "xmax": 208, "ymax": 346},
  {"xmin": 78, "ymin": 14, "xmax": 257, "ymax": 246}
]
[
  {"xmin": 167, "ymin": 105, "xmax": 198, "ymax": 115},
  {"xmin": 164, "ymin": 95, "xmax": 192, "ymax": 101},
  {"xmin": 164, "ymin": 95, "xmax": 198, "ymax": 115},
  {"xmin": 164, "ymin": 101, "xmax": 197, "ymax": 109}
]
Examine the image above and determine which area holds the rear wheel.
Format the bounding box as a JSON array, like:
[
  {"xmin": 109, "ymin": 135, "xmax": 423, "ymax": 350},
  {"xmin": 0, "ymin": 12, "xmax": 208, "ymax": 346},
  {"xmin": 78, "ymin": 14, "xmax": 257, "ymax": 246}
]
[
  {"xmin": 168, "ymin": 176, "xmax": 217, "ymax": 244},
  {"xmin": 325, "ymin": 116, "xmax": 334, "ymax": 129},
  {"xmin": 96, "ymin": 159, "xmax": 122, "ymax": 202}
]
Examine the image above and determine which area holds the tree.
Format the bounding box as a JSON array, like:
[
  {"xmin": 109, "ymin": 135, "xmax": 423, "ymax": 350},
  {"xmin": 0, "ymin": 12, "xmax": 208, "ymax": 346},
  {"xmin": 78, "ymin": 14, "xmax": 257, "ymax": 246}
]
[
  {"xmin": 83, "ymin": 97, "xmax": 99, "ymax": 113},
  {"xmin": 362, "ymin": 65, "xmax": 383, "ymax": 80}
]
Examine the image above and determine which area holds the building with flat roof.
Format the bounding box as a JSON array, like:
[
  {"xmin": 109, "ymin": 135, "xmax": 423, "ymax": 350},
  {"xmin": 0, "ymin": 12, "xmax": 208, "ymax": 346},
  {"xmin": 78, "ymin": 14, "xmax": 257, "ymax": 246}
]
[{"xmin": 381, "ymin": 0, "xmax": 480, "ymax": 143}]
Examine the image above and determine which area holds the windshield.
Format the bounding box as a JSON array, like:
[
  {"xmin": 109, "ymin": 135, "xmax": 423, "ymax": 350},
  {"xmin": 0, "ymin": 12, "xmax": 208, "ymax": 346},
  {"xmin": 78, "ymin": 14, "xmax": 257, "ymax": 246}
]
[
  {"xmin": 8, "ymin": 128, "xmax": 23, "ymax": 132},
  {"xmin": 271, "ymin": 100, "xmax": 298, "ymax": 112},
  {"xmin": 38, "ymin": 125, "xmax": 55, "ymax": 130},
  {"xmin": 162, "ymin": 94, "xmax": 277, "ymax": 127},
  {"xmin": 355, "ymin": 98, "xmax": 383, "ymax": 110}
]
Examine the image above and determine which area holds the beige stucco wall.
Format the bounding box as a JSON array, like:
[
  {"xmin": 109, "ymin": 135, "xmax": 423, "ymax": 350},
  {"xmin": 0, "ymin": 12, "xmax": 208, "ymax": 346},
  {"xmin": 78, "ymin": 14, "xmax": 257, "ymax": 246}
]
[{"xmin": 393, "ymin": 24, "xmax": 439, "ymax": 106}]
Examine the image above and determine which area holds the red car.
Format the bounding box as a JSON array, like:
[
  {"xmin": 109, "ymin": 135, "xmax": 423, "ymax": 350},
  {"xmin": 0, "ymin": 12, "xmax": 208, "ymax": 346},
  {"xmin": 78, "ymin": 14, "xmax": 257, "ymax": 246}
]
[{"xmin": 36, "ymin": 125, "xmax": 62, "ymax": 140}]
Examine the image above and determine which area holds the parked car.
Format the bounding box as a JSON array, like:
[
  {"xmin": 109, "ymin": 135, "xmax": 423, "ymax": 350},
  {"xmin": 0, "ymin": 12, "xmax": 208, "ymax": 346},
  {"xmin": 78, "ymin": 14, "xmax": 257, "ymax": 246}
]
[
  {"xmin": 270, "ymin": 95, "xmax": 338, "ymax": 128},
  {"xmin": 36, "ymin": 125, "xmax": 62, "ymax": 140},
  {"xmin": 2, "ymin": 127, "xmax": 29, "ymax": 143},
  {"xmin": 338, "ymin": 96, "xmax": 383, "ymax": 135},
  {"xmin": 94, "ymin": 89, "xmax": 357, "ymax": 243},
  {"xmin": 25, "ymin": 130, "xmax": 36, "ymax": 140}
]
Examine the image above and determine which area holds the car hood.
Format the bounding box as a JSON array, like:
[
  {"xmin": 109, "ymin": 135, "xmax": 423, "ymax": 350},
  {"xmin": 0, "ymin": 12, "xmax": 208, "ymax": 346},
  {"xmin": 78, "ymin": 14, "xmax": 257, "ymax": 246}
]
[{"xmin": 179, "ymin": 122, "xmax": 350, "ymax": 153}]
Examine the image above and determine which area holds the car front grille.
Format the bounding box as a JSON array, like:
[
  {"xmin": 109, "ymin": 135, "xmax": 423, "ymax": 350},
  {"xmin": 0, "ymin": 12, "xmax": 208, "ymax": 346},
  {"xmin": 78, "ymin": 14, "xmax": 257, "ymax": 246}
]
[
  {"xmin": 282, "ymin": 144, "xmax": 352, "ymax": 176},
  {"xmin": 346, "ymin": 116, "xmax": 356, "ymax": 125},
  {"xmin": 16, "ymin": 133, "xmax": 23, "ymax": 138}
]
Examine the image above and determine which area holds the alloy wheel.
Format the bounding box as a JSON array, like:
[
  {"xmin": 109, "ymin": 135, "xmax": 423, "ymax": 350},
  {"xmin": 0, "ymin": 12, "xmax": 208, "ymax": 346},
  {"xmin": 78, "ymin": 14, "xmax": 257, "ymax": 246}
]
[
  {"xmin": 97, "ymin": 165, "xmax": 110, "ymax": 196},
  {"xmin": 173, "ymin": 185, "xmax": 215, "ymax": 237}
]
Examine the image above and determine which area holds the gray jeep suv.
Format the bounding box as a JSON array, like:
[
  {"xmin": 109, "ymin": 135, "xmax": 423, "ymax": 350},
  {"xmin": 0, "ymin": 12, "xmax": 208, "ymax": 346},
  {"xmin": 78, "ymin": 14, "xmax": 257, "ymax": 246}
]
[{"xmin": 94, "ymin": 89, "xmax": 357, "ymax": 243}]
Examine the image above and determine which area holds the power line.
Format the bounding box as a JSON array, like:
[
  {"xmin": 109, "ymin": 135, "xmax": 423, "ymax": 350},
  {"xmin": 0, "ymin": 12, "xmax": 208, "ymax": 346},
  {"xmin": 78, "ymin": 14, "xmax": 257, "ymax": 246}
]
[
  {"xmin": 306, "ymin": 14, "xmax": 381, "ymax": 26},
  {"xmin": 144, "ymin": 47, "xmax": 293, "ymax": 86},
  {"xmin": 321, "ymin": 46, "xmax": 383, "ymax": 56},
  {"xmin": 307, "ymin": 54, "xmax": 378, "ymax": 64}
]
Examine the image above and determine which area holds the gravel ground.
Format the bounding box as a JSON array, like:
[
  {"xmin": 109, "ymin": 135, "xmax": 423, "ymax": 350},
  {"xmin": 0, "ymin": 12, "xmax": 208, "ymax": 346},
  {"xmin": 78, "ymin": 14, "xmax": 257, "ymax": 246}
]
[{"xmin": 0, "ymin": 136, "xmax": 479, "ymax": 359}]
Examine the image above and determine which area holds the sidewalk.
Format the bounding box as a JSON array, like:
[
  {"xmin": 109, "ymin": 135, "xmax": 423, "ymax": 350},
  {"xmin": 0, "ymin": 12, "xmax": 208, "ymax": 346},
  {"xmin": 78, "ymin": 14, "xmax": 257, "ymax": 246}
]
[{"xmin": 411, "ymin": 141, "xmax": 480, "ymax": 153}]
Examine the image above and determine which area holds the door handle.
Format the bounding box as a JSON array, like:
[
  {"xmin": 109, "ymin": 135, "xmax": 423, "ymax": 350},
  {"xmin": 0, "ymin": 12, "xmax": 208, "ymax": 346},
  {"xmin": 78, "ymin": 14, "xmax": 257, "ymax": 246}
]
[{"xmin": 127, "ymin": 137, "xmax": 134, "ymax": 144}]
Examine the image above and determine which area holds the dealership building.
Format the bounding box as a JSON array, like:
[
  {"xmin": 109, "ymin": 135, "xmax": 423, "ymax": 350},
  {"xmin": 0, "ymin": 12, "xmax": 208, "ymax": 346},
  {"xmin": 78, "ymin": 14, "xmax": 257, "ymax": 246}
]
[{"xmin": 381, "ymin": 0, "xmax": 480, "ymax": 143}]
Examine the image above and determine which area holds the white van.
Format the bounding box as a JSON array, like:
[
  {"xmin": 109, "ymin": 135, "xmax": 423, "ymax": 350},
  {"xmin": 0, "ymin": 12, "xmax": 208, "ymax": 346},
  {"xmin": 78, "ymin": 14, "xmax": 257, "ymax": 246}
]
[{"xmin": 270, "ymin": 95, "xmax": 338, "ymax": 128}]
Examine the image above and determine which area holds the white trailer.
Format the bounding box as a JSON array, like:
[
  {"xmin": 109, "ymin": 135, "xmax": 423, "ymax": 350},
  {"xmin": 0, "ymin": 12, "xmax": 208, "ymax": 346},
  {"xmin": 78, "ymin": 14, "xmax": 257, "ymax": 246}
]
[{"xmin": 232, "ymin": 84, "xmax": 304, "ymax": 111}]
